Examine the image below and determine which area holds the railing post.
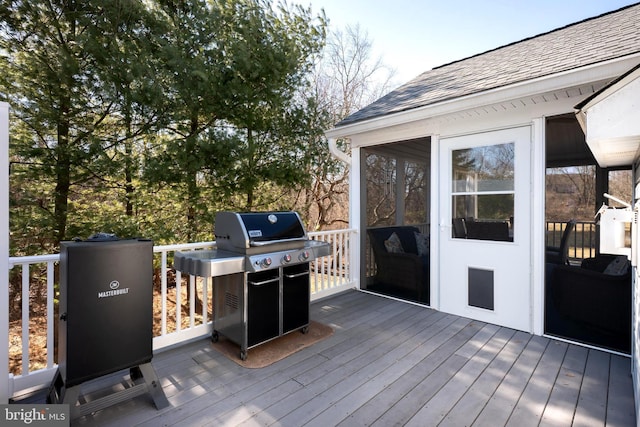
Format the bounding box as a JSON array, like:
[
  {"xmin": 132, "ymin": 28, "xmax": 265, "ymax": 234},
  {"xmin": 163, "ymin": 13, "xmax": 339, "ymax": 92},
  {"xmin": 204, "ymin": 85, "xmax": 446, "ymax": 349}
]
[{"xmin": 1, "ymin": 102, "xmax": 10, "ymax": 403}]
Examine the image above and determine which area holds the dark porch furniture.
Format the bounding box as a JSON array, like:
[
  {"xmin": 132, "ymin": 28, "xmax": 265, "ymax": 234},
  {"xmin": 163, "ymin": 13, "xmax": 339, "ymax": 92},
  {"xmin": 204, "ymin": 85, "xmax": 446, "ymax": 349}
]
[
  {"xmin": 465, "ymin": 220, "xmax": 511, "ymax": 241},
  {"xmin": 367, "ymin": 226, "xmax": 429, "ymax": 304},
  {"xmin": 452, "ymin": 218, "xmax": 468, "ymax": 238},
  {"xmin": 546, "ymin": 220, "xmax": 576, "ymax": 264},
  {"xmin": 545, "ymin": 254, "xmax": 631, "ymax": 353}
]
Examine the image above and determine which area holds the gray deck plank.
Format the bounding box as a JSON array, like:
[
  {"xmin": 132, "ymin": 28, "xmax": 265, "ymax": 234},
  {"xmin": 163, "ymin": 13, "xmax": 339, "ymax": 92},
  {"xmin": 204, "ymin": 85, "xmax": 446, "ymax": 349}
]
[
  {"xmin": 68, "ymin": 290, "xmax": 636, "ymax": 427},
  {"xmin": 249, "ymin": 307, "xmax": 450, "ymax": 426},
  {"xmin": 538, "ymin": 344, "xmax": 588, "ymax": 427},
  {"xmin": 244, "ymin": 314, "xmax": 471, "ymax": 427},
  {"xmin": 334, "ymin": 315, "xmax": 477, "ymax": 427},
  {"xmin": 506, "ymin": 339, "xmax": 569, "ymax": 427},
  {"xmin": 404, "ymin": 325, "xmax": 510, "ymax": 427},
  {"xmin": 471, "ymin": 334, "xmax": 549, "ymax": 427},
  {"xmin": 573, "ymin": 350, "xmax": 610, "ymax": 427},
  {"xmin": 438, "ymin": 329, "xmax": 528, "ymax": 427},
  {"xmin": 369, "ymin": 322, "xmax": 499, "ymax": 427},
  {"xmin": 606, "ymin": 354, "xmax": 636, "ymax": 427},
  {"xmin": 299, "ymin": 314, "xmax": 473, "ymax": 427},
  {"xmin": 209, "ymin": 306, "xmax": 440, "ymax": 427}
]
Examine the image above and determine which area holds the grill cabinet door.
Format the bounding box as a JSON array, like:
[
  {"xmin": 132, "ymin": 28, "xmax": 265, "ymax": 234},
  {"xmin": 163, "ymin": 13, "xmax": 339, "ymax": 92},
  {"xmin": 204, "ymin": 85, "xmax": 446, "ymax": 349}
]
[
  {"xmin": 283, "ymin": 264, "xmax": 310, "ymax": 333},
  {"xmin": 247, "ymin": 269, "xmax": 280, "ymax": 347}
]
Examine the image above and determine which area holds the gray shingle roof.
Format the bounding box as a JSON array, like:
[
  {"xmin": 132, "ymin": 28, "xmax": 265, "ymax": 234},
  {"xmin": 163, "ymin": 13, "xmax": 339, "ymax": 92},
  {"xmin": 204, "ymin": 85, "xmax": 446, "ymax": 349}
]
[{"xmin": 337, "ymin": 3, "xmax": 640, "ymax": 127}]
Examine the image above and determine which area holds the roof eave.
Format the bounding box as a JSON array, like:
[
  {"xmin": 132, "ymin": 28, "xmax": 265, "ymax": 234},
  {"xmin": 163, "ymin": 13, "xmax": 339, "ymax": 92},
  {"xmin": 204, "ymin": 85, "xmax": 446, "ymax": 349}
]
[
  {"xmin": 574, "ymin": 62, "xmax": 640, "ymax": 168},
  {"xmin": 325, "ymin": 54, "xmax": 640, "ymax": 141}
]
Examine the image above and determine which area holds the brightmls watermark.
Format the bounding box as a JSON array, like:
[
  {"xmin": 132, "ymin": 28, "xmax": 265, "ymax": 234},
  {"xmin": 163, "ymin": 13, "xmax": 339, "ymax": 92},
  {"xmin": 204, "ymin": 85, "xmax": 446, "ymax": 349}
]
[{"xmin": 1, "ymin": 404, "xmax": 69, "ymax": 426}]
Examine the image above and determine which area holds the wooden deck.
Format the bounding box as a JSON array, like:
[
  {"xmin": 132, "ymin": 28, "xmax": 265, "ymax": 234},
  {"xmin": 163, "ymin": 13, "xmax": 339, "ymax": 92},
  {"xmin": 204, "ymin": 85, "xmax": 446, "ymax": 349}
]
[{"xmin": 73, "ymin": 290, "xmax": 635, "ymax": 426}]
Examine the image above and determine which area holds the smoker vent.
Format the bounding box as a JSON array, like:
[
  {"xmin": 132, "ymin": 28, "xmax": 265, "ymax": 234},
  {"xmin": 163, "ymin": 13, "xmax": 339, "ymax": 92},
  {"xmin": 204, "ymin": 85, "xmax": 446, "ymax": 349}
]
[{"xmin": 225, "ymin": 292, "xmax": 239, "ymax": 310}]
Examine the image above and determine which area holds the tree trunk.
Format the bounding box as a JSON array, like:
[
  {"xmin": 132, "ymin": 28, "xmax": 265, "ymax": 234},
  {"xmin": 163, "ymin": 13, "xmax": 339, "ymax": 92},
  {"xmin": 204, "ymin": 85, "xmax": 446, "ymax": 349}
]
[
  {"xmin": 245, "ymin": 128, "xmax": 254, "ymax": 210},
  {"xmin": 125, "ymin": 103, "xmax": 134, "ymax": 217},
  {"xmin": 186, "ymin": 114, "xmax": 203, "ymax": 313},
  {"xmin": 54, "ymin": 104, "xmax": 71, "ymax": 244}
]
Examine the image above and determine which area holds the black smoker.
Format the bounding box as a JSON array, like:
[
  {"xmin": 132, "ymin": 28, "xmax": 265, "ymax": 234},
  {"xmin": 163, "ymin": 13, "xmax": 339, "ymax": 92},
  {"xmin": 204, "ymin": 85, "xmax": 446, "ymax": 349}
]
[
  {"xmin": 48, "ymin": 235, "xmax": 168, "ymax": 418},
  {"xmin": 174, "ymin": 211, "xmax": 330, "ymax": 360}
]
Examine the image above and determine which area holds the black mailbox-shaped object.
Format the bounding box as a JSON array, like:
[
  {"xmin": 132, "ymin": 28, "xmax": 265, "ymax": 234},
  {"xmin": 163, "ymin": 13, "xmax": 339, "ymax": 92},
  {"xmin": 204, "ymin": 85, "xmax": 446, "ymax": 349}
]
[
  {"xmin": 58, "ymin": 238, "xmax": 153, "ymax": 386},
  {"xmin": 51, "ymin": 237, "xmax": 167, "ymax": 418}
]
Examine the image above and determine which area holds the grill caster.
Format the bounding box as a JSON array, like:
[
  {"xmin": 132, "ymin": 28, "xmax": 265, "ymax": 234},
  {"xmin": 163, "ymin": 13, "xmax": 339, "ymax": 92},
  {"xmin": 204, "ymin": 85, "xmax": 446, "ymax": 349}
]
[
  {"xmin": 240, "ymin": 350, "xmax": 247, "ymax": 361},
  {"xmin": 211, "ymin": 331, "xmax": 219, "ymax": 343},
  {"xmin": 301, "ymin": 326, "xmax": 309, "ymax": 334}
]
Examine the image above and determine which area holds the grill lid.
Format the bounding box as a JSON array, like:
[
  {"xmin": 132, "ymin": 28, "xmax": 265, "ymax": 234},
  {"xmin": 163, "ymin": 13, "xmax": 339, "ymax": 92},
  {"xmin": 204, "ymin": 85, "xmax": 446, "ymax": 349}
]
[
  {"xmin": 239, "ymin": 212, "xmax": 305, "ymax": 242},
  {"xmin": 215, "ymin": 211, "xmax": 307, "ymax": 252}
]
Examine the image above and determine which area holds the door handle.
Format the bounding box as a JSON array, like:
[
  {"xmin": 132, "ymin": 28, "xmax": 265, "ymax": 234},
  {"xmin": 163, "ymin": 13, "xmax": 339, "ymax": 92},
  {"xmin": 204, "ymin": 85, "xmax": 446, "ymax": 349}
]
[{"xmin": 248, "ymin": 277, "xmax": 280, "ymax": 286}]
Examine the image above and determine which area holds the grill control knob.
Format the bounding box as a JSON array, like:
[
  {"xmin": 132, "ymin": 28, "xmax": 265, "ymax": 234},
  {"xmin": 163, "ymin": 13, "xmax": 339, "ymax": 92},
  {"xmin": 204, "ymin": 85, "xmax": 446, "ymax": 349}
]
[
  {"xmin": 282, "ymin": 254, "xmax": 292, "ymax": 263},
  {"xmin": 259, "ymin": 257, "xmax": 272, "ymax": 268},
  {"xmin": 298, "ymin": 251, "xmax": 310, "ymax": 261}
]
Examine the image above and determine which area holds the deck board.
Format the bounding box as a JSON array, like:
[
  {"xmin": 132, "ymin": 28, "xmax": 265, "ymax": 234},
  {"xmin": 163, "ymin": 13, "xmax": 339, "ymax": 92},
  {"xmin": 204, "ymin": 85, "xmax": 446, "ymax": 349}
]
[
  {"xmin": 337, "ymin": 316, "xmax": 476, "ymax": 426},
  {"xmin": 507, "ymin": 339, "xmax": 569, "ymax": 426},
  {"xmin": 472, "ymin": 334, "xmax": 549, "ymax": 427},
  {"xmin": 71, "ymin": 290, "xmax": 636, "ymax": 427},
  {"xmin": 539, "ymin": 345, "xmax": 588, "ymax": 426},
  {"xmin": 607, "ymin": 354, "xmax": 636, "ymax": 426},
  {"xmin": 572, "ymin": 350, "xmax": 610, "ymax": 427},
  {"xmin": 439, "ymin": 328, "xmax": 525, "ymax": 427}
]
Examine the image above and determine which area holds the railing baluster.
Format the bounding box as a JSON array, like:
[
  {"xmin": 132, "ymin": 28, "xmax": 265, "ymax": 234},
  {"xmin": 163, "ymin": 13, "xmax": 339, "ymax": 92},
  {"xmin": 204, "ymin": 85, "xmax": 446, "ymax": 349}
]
[
  {"xmin": 189, "ymin": 275, "xmax": 195, "ymax": 329},
  {"xmin": 161, "ymin": 250, "xmax": 167, "ymax": 336},
  {"xmin": 338, "ymin": 232, "xmax": 344, "ymax": 286},
  {"xmin": 176, "ymin": 270, "xmax": 182, "ymax": 332},
  {"xmin": 46, "ymin": 261, "xmax": 54, "ymax": 369},
  {"xmin": 332, "ymin": 235, "xmax": 337, "ymax": 289},
  {"xmin": 21, "ymin": 263, "xmax": 29, "ymax": 375},
  {"xmin": 545, "ymin": 220, "xmax": 597, "ymax": 263},
  {"xmin": 202, "ymin": 277, "xmax": 208, "ymax": 324}
]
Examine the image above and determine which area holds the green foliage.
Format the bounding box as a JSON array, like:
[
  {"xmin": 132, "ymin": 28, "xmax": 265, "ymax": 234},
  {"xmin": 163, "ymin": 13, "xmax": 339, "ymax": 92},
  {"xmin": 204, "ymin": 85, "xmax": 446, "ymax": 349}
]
[{"xmin": 0, "ymin": 0, "xmax": 327, "ymax": 254}]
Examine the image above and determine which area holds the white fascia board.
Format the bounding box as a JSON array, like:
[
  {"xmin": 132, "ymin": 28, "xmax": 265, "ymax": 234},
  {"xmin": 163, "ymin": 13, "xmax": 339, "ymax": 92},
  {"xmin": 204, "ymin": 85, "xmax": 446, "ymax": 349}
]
[
  {"xmin": 325, "ymin": 54, "xmax": 640, "ymax": 144},
  {"xmin": 578, "ymin": 64, "xmax": 640, "ymax": 113}
]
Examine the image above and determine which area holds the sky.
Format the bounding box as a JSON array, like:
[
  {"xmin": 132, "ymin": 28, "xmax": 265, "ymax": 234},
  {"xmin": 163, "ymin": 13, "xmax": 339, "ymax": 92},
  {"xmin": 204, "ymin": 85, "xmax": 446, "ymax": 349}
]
[{"xmin": 304, "ymin": 0, "xmax": 639, "ymax": 85}]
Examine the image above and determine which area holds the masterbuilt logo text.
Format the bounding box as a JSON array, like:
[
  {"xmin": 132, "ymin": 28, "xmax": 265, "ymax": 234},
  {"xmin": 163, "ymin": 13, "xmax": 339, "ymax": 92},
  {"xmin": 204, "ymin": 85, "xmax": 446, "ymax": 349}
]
[
  {"xmin": 97, "ymin": 280, "xmax": 129, "ymax": 299},
  {"xmin": 1, "ymin": 404, "xmax": 69, "ymax": 426}
]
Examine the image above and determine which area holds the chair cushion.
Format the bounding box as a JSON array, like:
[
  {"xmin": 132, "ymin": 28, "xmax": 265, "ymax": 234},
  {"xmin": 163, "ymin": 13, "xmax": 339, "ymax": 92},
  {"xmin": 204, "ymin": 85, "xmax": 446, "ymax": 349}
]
[
  {"xmin": 603, "ymin": 255, "xmax": 630, "ymax": 276},
  {"xmin": 414, "ymin": 232, "xmax": 429, "ymax": 256},
  {"xmin": 384, "ymin": 232, "xmax": 404, "ymax": 253}
]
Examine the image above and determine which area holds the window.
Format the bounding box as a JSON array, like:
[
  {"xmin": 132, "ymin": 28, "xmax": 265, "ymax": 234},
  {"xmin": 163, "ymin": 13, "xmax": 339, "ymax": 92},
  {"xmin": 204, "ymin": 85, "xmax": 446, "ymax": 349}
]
[{"xmin": 452, "ymin": 143, "xmax": 514, "ymax": 241}]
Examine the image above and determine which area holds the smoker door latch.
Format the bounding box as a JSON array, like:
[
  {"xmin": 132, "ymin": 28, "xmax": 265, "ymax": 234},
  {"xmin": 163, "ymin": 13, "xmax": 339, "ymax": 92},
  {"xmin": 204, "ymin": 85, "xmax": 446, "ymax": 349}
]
[{"xmin": 60, "ymin": 312, "xmax": 67, "ymax": 321}]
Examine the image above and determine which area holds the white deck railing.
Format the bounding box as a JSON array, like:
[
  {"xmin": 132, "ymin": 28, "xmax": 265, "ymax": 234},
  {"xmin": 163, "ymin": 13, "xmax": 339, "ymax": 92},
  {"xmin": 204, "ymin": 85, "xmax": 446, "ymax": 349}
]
[{"xmin": 5, "ymin": 229, "xmax": 356, "ymax": 399}]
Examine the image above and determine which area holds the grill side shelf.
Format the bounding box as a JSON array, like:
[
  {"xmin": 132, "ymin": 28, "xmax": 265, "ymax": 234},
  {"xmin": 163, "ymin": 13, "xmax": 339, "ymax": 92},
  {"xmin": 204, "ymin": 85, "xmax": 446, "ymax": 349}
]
[{"xmin": 173, "ymin": 250, "xmax": 245, "ymax": 277}]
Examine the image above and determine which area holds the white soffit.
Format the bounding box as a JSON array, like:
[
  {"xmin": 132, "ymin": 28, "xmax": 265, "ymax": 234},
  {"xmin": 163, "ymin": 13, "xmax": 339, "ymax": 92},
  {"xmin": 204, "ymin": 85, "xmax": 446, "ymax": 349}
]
[{"xmin": 576, "ymin": 65, "xmax": 640, "ymax": 168}]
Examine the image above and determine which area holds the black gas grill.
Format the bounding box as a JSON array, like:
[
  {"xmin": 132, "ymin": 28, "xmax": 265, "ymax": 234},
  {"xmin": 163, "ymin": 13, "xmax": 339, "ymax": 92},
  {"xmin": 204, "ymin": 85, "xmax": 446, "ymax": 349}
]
[{"xmin": 174, "ymin": 211, "xmax": 330, "ymax": 360}]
